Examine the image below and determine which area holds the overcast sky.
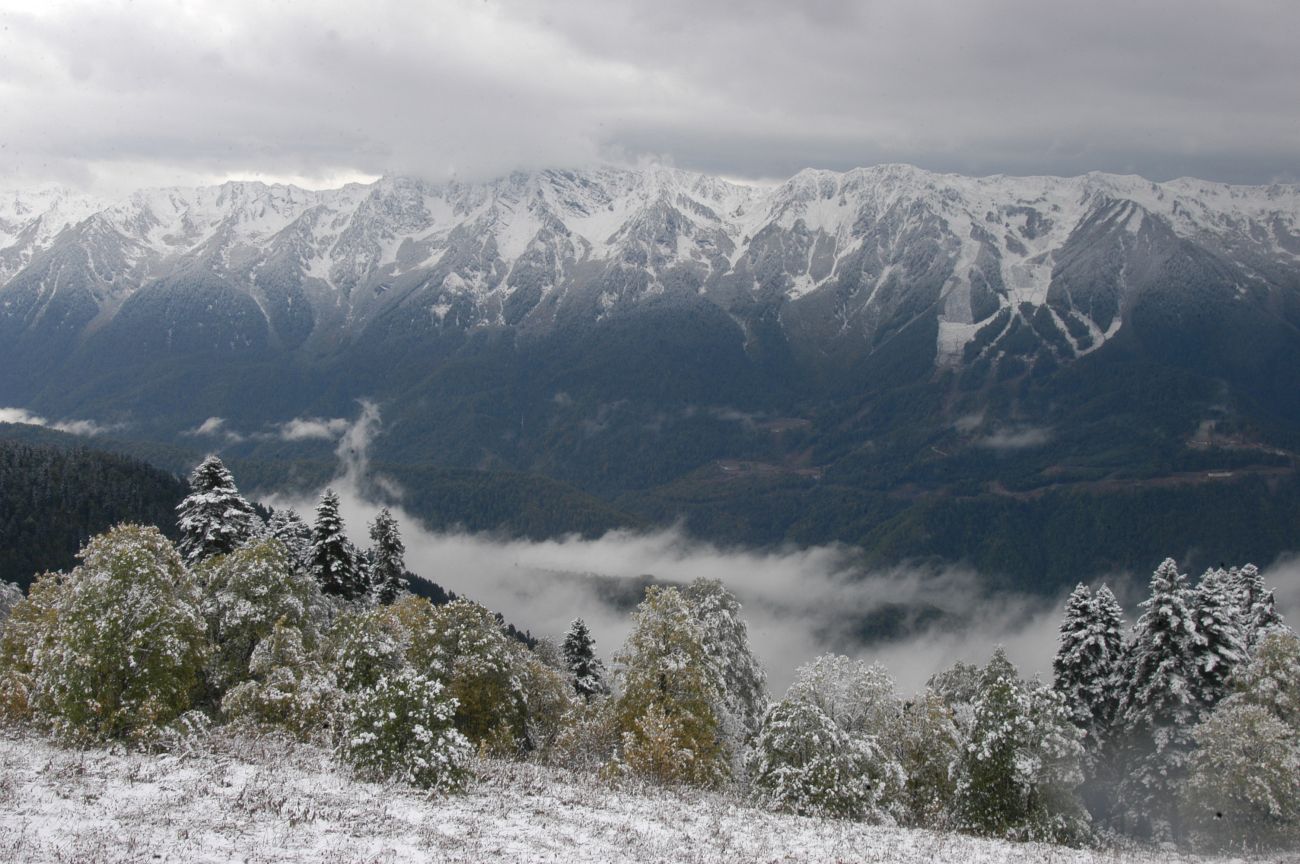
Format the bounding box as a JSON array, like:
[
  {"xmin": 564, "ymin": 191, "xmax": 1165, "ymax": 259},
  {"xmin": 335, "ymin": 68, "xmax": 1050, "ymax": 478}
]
[{"xmin": 1, "ymin": 0, "xmax": 1297, "ymax": 192}]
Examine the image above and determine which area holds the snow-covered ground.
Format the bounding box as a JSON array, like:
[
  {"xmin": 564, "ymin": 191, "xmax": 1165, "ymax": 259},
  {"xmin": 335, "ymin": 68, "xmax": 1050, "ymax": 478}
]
[{"xmin": 0, "ymin": 730, "xmax": 1268, "ymax": 864}]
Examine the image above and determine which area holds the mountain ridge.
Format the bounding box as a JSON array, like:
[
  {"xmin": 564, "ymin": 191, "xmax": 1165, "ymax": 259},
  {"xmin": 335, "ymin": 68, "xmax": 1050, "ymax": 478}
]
[{"xmin": 4, "ymin": 162, "xmax": 1300, "ymax": 589}]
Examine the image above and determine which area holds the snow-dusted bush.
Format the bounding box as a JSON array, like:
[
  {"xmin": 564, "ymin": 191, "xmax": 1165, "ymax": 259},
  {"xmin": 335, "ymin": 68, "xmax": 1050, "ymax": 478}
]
[
  {"xmin": 221, "ymin": 619, "xmax": 342, "ymax": 740},
  {"xmin": 0, "ymin": 580, "xmax": 22, "ymax": 637},
  {"xmin": 326, "ymin": 604, "xmax": 409, "ymax": 693},
  {"xmin": 406, "ymin": 598, "xmax": 526, "ymax": 749},
  {"xmin": 897, "ymin": 689, "xmax": 963, "ymax": 827},
  {"xmin": 748, "ymin": 698, "xmax": 875, "ymax": 819},
  {"xmin": 26, "ymin": 525, "xmax": 208, "ymax": 741},
  {"xmin": 613, "ymin": 586, "xmax": 727, "ymax": 787},
  {"xmin": 1183, "ymin": 701, "xmax": 1300, "ymax": 850},
  {"xmin": 548, "ymin": 695, "xmax": 621, "ymax": 772},
  {"xmin": 198, "ymin": 537, "xmax": 328, "ymax": 691},
  {"xmin": 0, "ymin": 572, "xmax": 63, "ymax": 722},
  {"xmin": 519, "ymin": 654, "xmax": 578, "ymax": 757},
  {"xmin": 341, "ymin": 669, "xmax": 472, "ymax": 791}
]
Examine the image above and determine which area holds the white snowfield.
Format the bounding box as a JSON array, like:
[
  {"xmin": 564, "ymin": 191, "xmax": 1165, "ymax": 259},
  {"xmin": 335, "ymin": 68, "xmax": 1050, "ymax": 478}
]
[{"xmin": 0, "ymin": 731, "xmax": 1267, "ymax": 864}]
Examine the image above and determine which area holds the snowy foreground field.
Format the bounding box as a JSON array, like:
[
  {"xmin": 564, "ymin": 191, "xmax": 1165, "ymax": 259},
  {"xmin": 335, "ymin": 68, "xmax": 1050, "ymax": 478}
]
[{"xmin": 0, "ymin": 731, "xmax": 1282, "ymax": 864}]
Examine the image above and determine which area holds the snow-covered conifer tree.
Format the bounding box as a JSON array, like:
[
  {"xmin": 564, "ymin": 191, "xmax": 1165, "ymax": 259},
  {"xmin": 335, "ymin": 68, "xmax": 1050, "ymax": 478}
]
[
  {"xmin": 176, "ymin": 455, "xmax": 261, "ymax": 563},
  {"xmin": 367, "ymin": 508, "xmax": 408, "ymax": 605},
  {"xmin": 561, "ymin": 618, "xmax": 608, "ymax": 701},
  {"xmin": 267, "ymin": 507, "xmax": 313, "ymax": 572},
  {"xmin": 310, "ymin": 489, "xmax": 363, "ymax": 599},
  {"xmin": 1053, "ymin": 584, "xmax": 1125, "ymax": 755},
  {"xmin": 1190, "ymin": 568, "xmax": 1247, "ymax": 710},
  {"xmin": 1116, "ymin": 558, "xmax": 1200, "ymax": 840},
  {"xmin": 1231, "ymin": 564, "xmax": 1288, "ymax": 653}
]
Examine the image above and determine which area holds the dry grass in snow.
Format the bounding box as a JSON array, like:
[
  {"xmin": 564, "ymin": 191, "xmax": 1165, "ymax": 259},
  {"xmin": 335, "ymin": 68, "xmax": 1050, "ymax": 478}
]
[{"xmin": 0, "ymin": 730, "xmax": 1284, "ymax": 863}]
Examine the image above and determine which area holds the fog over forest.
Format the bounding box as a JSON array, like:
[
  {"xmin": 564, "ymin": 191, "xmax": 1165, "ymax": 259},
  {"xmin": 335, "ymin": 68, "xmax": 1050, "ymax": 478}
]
[{"xmin": 263, "ymin": 404, "xmax": 1300, "ymax": 693}]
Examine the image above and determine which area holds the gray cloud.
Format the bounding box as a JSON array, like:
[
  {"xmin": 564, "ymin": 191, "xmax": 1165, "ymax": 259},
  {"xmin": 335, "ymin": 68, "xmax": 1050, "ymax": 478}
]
[{"xmin": 1, "ymin": 0, "xmax": 1297, "ymax": 192}]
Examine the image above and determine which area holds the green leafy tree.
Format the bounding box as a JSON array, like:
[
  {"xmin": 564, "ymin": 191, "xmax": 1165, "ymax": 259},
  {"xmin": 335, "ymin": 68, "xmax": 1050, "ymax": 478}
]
[
  {"xmin": 955, "ymin": 649, "xmax": 1088, "ymax": 844},
  {"xmin": 221, "ymin": 618, "xmax": 341, "ymax": 740},
  {"xmin": 0, "ymin": 572, "xmax": 64, "ymax": 722},
  {"xmin": 613, "ymin": 585, "xmax": 726, "ymax": 786},
  {"xmin": 684, "ymin": 578, "xmax": 768, "ymax": 742},
  {"xmin": 898, "ymin": 689, "xmax": 963, "ymax": 827},
  {"xmin": 198, "ymin": 537, "xmax": 327, "ymax": 691},
  {"xmin": 1183, "ymin": 702, "xmax": 1300, "ymax": 851},
  {"xmin": 30, "ymin": 525, "xmax": 208, "ymax": 740},
  {"xmin": 406, "ymin": 598, "xmax": 527, "ymax": 749},
  {"xmin": 783, "ymin": 654, "xmax": 906, "ymax": 817}
]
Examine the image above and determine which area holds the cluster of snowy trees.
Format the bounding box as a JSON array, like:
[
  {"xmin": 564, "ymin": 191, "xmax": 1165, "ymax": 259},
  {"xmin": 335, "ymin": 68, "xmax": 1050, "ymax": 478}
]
[
  {"xmin": 1053, "ymin": 559, "xmax": 1296, "ymax": 849},
  {"xmin": 0, "ymin": 456, "xmax": 1297, "ymax": 852}
]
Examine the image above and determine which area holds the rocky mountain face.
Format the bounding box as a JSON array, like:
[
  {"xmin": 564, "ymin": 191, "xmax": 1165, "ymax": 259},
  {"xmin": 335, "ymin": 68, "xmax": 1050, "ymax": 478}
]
[
  {"xmin": 4, "ymin": 165, "xmax": 1300, "ymax": 574},
  {"xmin": 2, "ymin": 165, "xmax": 1300, "ymax": 465},
  {"xmin": 6, "ymin": 165, "xmax": 1298, "ymax": 380}
]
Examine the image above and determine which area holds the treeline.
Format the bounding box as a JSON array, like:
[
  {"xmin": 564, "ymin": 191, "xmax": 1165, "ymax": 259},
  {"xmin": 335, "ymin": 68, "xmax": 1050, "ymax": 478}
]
[
  {"xmin": 0, "ymin": 457, "xmax": 1296, "ymax": 853},
  {"xmin": 0, "ymin": 439, "xmax": 188, "ymax": 589}
]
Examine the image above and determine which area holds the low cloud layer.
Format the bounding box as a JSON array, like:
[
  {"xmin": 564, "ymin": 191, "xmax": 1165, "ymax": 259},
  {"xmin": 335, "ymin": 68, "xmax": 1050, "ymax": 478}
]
[
  {"xmin": 0, "ymin": 406, "xmax": 115, "ymax": 437},
  {"xmin": 260, "ymin": 404, "xmax": 1094, "ymax": 694},
  {"xmin": 2, "ymin": 0, "xmax": 1297, "ymax": 192},
  {"xmin": 184, "ymin": 412, "xmax": 363, "ymax": 446},
  {"xmin": 259, "ymin": 403, "xmax": 1298, "ymax": 696}
]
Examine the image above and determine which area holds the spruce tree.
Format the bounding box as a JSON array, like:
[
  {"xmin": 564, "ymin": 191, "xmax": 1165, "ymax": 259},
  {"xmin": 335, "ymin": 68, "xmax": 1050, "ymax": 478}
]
[
  {"xmin": 267, "ymin": 507, "xmax": 313, "ymax": 572},
  {"xmin": 310, "ymin": 489, "xmax": 362, "ymax": 599},
  {"xmin": 1092, "ymin": 585, "xmax": 1127, "ymax": 730},
  {"xmin": 1233, "ymin": 564, "xmax": 1287, "ymax": 652},
  {"xmin": 176, "ymin": 455, "xmax": 260, "ymax": 563},
  {"xmin": 367, "ymin": 508, "xmax": 408, "ymax": 605},
  {"xmin": 561, "ymin": 618, "xmax": 608, "ymax": 701},
  {"xmin": 1190, "ymin": 568, "xmax": 1247, "ymax": 710},
  {"xmin": 1054, "ymin": 584, "xmax": 1127, "ymax": 757},
  {"xmin": 1116, "ymin": 558, "xmax": 1200, "ymax": 841}
]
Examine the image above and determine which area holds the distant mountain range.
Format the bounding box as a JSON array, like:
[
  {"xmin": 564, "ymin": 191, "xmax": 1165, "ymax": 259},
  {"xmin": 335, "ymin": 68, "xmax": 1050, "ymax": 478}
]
[{"xmin": 4, "ymin": 164, "xmax": 1300, "ymax": 587}]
